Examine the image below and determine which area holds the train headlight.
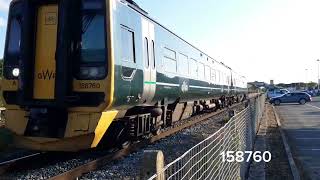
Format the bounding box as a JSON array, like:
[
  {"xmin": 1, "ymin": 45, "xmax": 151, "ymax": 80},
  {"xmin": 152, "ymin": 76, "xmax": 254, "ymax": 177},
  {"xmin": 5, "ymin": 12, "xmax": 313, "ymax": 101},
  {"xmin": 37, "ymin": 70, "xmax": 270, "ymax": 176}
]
[
  {"xmin": 89, "ymin": 67, "xmax": 99, "ymax": 77},
  {"xmin": 79, "ymin": 67, "xmax": 105, "ymax": 79},
  {"xmin": 80, "ymin": 67, "xmax": 90, "ymax": 77},
  {"xmin": 12, "ymin": 68, "xmax": 20, "ymax": 77}
]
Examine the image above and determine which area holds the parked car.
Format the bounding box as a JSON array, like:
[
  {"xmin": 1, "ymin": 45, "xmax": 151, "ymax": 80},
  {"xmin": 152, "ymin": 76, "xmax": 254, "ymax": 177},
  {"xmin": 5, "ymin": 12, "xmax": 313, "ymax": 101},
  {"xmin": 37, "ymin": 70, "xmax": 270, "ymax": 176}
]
[
  {"xmin": 269, "ymin": 92, "xmax": 312, "ymax": 105},
  {"xmin": 267, "ymin": 89, "xmax": 289, "ymax": 99},
  {"xmin": 301, "ymin": 90, "xmax": 319, "ymax": 97}
]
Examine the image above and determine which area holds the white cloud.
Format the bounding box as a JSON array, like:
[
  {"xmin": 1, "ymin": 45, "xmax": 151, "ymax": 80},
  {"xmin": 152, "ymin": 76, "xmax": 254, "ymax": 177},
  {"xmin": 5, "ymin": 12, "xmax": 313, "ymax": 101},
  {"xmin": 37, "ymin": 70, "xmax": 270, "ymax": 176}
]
[
  {"xmin": 0, "ymin": 17, "xmax": 6, "ymax": 27},
  {"xmin": 0, "ymin": 0, "xmax": 10, "ymax": 13}
]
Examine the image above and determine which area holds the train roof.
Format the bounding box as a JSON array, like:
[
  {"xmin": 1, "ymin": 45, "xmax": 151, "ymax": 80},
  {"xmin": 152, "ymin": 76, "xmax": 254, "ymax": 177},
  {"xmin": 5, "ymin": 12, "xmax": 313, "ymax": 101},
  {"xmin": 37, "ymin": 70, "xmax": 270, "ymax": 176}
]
[
  {"xmin": 125, "ymin": 0, "xmax": 233, "ymax": 70},
  {"xmin": 9, "ymin": 0, "xmax": 236, "ymax": 73}
]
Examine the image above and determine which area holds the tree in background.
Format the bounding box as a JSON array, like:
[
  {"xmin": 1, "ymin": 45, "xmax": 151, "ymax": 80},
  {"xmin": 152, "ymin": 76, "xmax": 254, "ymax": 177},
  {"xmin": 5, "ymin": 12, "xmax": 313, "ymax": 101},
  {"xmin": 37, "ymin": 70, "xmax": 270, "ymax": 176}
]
[{"xmin": 307, "ymin": 82, "xmax": 317, "ymax": 90}]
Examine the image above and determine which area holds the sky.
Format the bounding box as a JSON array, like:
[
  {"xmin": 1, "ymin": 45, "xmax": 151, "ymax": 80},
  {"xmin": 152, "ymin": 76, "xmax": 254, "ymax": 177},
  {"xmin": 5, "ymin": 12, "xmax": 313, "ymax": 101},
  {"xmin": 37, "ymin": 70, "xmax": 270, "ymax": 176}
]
[
  {"xmin": 0, "ymin": 0, "xmax": 9, "ymax": 59},
  {"xmin": 0, "ymin": 0, "xmax": 320, "ymax": 84}
]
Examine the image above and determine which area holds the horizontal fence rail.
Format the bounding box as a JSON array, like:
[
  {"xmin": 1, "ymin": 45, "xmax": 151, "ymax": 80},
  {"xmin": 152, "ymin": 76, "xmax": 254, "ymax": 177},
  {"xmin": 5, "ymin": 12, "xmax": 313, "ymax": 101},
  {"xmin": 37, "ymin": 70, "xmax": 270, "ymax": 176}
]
[{"xmin": 148, "ymin": 94, "xmax": 266, "ymax": 180}]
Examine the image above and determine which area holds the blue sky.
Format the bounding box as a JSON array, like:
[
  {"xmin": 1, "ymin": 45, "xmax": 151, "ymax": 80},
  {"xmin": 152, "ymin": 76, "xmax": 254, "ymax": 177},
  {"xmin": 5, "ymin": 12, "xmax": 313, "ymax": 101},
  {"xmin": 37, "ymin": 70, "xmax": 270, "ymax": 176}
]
[
  {"xmin": 0, "ymin": 0, "xmax": 320, "ymax": 83},
  {"xmin": 0, "ymin": 0, "xmax": 9, "ymax": 58}
]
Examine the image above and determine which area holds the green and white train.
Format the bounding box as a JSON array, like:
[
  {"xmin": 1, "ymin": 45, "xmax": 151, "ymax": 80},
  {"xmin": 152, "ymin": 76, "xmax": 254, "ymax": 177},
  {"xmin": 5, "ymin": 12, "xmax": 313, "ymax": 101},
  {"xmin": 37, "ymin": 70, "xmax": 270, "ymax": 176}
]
[{"xmin": 2, "ymin": 0, "xmax": 247, "ymax": 151}]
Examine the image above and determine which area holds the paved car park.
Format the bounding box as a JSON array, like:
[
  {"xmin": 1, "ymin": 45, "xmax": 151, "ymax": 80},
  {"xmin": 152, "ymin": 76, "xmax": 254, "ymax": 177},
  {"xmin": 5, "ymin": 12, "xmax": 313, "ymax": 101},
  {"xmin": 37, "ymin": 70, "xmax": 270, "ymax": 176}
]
[{"xmin": 275, "ymin": 96, "xmax": 320, "ymax": 178}]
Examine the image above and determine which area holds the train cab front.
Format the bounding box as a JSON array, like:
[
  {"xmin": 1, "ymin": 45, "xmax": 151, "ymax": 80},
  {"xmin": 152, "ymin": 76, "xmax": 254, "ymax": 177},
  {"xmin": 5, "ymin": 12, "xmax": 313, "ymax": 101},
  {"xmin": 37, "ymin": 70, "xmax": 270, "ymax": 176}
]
[{"xmin": 1, "ymin": 0, "xmax": 116, "ymax": 151}]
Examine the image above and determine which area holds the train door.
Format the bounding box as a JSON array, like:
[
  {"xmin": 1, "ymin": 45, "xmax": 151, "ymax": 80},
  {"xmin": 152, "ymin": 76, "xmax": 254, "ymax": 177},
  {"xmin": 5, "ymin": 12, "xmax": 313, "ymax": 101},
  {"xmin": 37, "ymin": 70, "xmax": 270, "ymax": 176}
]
[
  {"xmin": 33, "ymin": 5, "xmax": 58, "ymax": 99},
  {"xmin": 141, "ymin": 18, "xmax": 156, "ymax": 104}
]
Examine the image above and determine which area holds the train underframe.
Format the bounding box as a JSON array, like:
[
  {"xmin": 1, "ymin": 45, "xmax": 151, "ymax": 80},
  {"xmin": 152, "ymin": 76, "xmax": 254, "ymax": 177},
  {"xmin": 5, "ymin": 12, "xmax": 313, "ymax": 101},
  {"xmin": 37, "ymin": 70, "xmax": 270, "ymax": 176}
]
[
  {"xmin": 99, "ymin": 94, "xmax": 245, "ymax": 149},
  {"xmin": 7, "ymin": 94, "xmax": 245, "ymax": 152}
]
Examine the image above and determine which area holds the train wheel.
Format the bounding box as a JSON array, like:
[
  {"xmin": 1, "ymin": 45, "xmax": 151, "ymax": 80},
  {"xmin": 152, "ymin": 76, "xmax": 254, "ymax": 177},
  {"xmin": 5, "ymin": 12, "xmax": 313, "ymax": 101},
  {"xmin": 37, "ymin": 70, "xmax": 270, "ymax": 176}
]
[{"xmin": 98, "ymin": 121, "xmax": 128, "ymax": 150}]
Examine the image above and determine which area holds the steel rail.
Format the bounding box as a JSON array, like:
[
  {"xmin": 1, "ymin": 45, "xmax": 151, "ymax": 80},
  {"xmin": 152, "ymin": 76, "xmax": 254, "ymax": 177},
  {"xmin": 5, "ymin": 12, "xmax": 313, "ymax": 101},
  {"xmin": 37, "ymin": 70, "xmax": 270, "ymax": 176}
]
[{"xmin": 0, "ymin": 152, "xmax": 43, "ymax": 175}]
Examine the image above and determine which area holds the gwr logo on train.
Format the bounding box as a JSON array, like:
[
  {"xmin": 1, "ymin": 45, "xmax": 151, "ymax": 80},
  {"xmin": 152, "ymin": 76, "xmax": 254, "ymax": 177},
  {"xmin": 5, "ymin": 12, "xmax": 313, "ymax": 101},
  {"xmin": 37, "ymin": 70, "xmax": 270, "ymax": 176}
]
[{"xmin": 37, "ymin": 70, "xmax": 56, "ymax": 80}]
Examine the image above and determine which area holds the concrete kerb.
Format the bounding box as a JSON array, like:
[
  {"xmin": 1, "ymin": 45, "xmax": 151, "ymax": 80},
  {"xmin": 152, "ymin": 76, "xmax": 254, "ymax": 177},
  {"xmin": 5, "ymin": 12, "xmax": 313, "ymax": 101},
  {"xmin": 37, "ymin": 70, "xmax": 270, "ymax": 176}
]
[{"xmin": 272, "ymin": 106, "xmax": 300, "ymax": 180}]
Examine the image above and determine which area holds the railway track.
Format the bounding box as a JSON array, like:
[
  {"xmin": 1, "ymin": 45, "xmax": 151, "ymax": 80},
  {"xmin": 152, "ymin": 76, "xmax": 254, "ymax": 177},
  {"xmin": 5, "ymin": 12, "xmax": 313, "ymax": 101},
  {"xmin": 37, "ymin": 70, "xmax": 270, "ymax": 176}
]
[
  {"xmin": 0, "ymin": 152, "xmax": 43, "ymax": 175},
  {"xmin": 48, "ymin": 99, "xmax": 251, "ymax": 180}
]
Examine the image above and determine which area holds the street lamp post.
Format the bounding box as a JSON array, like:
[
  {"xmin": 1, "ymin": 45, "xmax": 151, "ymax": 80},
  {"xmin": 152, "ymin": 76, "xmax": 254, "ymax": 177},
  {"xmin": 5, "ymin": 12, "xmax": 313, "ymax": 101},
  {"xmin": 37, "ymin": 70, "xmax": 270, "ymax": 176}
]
[
  {"xmin": 305, "ymin": 68, "xmax": 308, "ymax": 90},
  {"xmin": 317, "ymin": 59, "xmax": 320, "ymax": 90}
]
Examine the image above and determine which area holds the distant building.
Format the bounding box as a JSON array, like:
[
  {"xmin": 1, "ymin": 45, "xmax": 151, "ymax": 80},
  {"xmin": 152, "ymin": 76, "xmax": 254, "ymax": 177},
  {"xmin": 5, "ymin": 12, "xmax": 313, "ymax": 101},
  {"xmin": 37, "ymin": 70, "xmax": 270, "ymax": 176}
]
[
  {"xmin": 248, "ymin": 81, "xmax": 266, "ymax": 88},
  {"xmin": 270, "ymin": 80, "xmax": 274, "ymax": 85},
  {"xmin": 247, "ymin": 81, "xmax": 268, "ymax": 93}
]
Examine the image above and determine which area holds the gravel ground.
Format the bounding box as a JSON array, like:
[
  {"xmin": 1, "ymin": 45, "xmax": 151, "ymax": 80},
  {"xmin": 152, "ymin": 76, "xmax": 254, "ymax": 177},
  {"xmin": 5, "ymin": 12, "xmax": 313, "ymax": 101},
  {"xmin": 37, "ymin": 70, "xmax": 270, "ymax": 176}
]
[
  {"xmin": 1, "ymin": 150, "xmax": 107, "ymax": 180},
  {"xmin": 2, "ymin": 158, "xmax": 88, "ymax": 180},
  {"xmin": 81, "ymin": 104, "xmax": 246, "ymax": 180},
  {"xmin": 0, "ymin": 148, "xmax": 37, "ymax": 164}
]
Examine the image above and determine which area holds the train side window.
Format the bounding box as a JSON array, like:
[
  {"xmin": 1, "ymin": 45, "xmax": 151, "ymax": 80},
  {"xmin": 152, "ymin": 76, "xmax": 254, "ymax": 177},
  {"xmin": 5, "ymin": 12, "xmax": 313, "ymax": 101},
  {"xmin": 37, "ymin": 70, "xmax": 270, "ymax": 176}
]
[
  {"xmin": 216, "ymin": 70, "xmax": 220, "ymax": 84},
  {"xmin": 222, "ymin": 73, "xmax": 225, "ymax": 85},
  {"xmin": 189, "ymin": 58, "xmax": 198, "ymax": 78},
  {"xmin": 211, "ymin": 68, "xmax": 216, "ymax": 83},
  {"xmin": 198, "ymin": 63, "xmax": 205, "ymax": 80},
  {"xmin": 7, "ymin": 17, "xmax": 21, "ymax": 55},
  {"xmin": 221, "ymin": 73, "xmax": 224, "ymax": 85},
  {"xmin": 120, "ymin": 27, "xmax": 135, "ymax": 63},
  {"xmin": 205, "ymin": 66, "xmax": 210, "ymax": 81},
  {"xmin": 178, "ymin": 53, "xmax": 188, "ymax": 75},
  {"xmin": 144, "ymin": 38, "xmax": 149, "ymax": 68},
  {"xmin": 151, "ymin": 40, "xmax": 156, "ymax": 69},
  {"xmin": 163, "ymin": 47, "xmax": 177, "ymax": 73},
  {"xmin": 225, "ymin": 75, "xmax": 228, "ymax": 85}
]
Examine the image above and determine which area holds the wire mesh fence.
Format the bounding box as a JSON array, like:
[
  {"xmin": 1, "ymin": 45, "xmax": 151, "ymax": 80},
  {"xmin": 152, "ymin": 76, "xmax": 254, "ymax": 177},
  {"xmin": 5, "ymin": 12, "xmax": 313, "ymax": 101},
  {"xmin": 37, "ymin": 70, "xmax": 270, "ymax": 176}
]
[{"xmin": 148, "ymin": 94, "xmax": 266, "ymax": 180}]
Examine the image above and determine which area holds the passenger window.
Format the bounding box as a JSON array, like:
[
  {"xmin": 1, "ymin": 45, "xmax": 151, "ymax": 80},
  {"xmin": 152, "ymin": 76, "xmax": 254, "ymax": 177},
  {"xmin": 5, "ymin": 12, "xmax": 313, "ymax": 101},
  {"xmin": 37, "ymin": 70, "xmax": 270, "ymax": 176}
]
[
  {"xmin": 210, "ymin": 68, "xmax": 216, "ymax": 82},
  {"xmin": 189, "ymin": 58, "xmax": 198, "ymax": 77},
  {"xmin": 164, "ymin": 47, "xmax": 176, "ymax": 59},
  {"xmin": 163, "ymin": 47, "xmax": 177, "ymax": 73},
  {"xmin": 216, "ymin": 70, "xmax": 220, "ymax": 83},
  {"xmin": 144, "ymin": 38, "xmax": 149, "ymax": 68},
  {"xmin": 205, "ymin": 66, "xmax": 210, "ymax": 81},
  {"xmin": 178, "ymin": 53, "xmax": 188, "ymax": 75},
  {"xmin": 280, "ymin": 90, "xmax": 287, "ymax": 94},
  {"xmin": 120, "ymin": 27, "xmax": 135, "ymax": 63},
  {"xmin": 198, "ymin": 63, "xmax": 205, "ymax": 79}
]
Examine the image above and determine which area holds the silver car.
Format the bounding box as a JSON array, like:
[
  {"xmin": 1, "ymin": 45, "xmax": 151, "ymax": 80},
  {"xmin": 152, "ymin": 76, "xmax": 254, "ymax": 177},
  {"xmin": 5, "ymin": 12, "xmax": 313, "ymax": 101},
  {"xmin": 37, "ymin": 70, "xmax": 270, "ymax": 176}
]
[{"xmin": 267, "ymin": 89, "xmax": 289, "ymax": 99}]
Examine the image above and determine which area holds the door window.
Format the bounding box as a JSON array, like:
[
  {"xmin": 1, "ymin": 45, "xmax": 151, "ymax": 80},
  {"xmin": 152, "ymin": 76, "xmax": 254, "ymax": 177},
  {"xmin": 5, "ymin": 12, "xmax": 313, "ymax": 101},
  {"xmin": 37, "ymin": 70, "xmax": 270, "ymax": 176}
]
[
  {"xmin": 144, "ymin": 38, "xmax": 149, "ymax": 68},
  {"xmin": 151, "ymin": 40, "xmax": 155, "ymax": 69}
]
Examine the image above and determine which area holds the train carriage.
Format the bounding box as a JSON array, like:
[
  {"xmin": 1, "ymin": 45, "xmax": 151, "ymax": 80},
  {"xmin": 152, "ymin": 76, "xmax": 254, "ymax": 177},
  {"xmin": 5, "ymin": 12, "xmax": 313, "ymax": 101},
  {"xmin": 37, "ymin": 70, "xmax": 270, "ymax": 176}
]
[{"xmin": 1, "ymin": 0, "xmax": 247, "ymax": 151}]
